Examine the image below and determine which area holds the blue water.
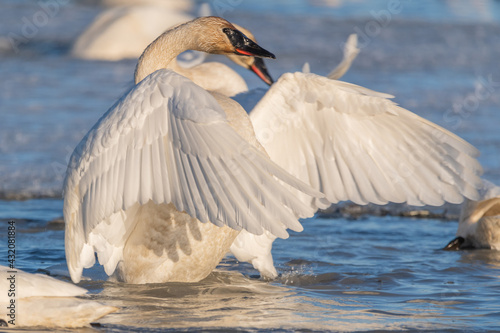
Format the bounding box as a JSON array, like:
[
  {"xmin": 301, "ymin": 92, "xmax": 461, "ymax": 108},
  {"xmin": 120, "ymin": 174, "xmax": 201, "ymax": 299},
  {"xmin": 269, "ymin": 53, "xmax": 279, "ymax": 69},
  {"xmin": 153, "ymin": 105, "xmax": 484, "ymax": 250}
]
[{"xmin": 1, "ymin": 0, "xmax": 500, "ymax": 331}]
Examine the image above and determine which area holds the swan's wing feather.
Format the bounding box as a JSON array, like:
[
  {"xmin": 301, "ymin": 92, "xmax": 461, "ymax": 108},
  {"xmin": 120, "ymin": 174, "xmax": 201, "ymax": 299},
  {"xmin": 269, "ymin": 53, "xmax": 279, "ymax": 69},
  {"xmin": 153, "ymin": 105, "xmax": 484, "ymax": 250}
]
[
  {"xmin": 64, "ymin": 69, "xmax": 319, "ymax": 282},
  {"xmin": 327, "ymin": 33, "xmax": 360, "ymax": 80},
  {"xmin": 0, "ymin": 266, "xmax": 87, "ymax": 298},
  {"xmin": 250, "ymin": 72, "xmax": 482, "ymax": 211}
]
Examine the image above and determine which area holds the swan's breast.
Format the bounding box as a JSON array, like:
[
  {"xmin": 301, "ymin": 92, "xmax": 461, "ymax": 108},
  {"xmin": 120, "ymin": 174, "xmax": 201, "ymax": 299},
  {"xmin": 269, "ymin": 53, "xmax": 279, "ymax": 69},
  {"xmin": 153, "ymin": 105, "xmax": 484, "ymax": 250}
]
[{"xmin": 120, "ymin": 202, "xmax": 239, "ymax": 283}]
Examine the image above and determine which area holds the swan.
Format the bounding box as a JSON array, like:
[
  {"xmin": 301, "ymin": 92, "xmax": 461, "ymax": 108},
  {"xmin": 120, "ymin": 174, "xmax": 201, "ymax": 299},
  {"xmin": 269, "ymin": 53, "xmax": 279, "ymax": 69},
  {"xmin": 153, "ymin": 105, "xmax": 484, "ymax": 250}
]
[
  {"xmin": 101, "ymin": 0, "xmax": 193, "ymax": 10},
  {"xmin": 0, "ymin": 266, "xmax": 117, "ymax": 328},
  {"xmin": 64, "ymin": 16, "xmax": 322, "ymax": 284},
  {"xmin": 445, "ymin": 180, "xmax": 500, "ymax": 250},
  {"xmin": 71, "ymin": 5, "xmax": 194, "ymax": 61},
  {"xmin": 229, "ymin": 37, "xmax": 483, "ymax": 279},
  {"xmin": 66, "ymin": 16, "xmax": 483, "ymax": 283}
]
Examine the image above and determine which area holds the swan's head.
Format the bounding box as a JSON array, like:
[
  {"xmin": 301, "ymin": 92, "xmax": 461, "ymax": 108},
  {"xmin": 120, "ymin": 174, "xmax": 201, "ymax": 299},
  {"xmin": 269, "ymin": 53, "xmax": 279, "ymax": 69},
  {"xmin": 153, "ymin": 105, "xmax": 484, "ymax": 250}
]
[
  {"xmin": 225, "ymin": 24, "xmax": 274, "ymax": 86},
  {"xmin": 135, "ymin": 16, "xmax": 276, "ymax": 84},
  {"xmin": 444, "ymin": 194, "xmax": 500, "ymax": 251},
  {"xmin": 191, "ymin": 17, "xmax": 275, "ymax": 60}
]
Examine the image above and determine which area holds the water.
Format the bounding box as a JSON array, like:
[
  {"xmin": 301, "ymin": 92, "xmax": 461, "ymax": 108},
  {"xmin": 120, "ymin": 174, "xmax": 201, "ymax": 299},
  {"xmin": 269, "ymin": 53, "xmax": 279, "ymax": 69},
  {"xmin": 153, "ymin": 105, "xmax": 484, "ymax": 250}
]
[{"xmin": 1, "ymin": 0, "xmax": 500, "ymax": 331}]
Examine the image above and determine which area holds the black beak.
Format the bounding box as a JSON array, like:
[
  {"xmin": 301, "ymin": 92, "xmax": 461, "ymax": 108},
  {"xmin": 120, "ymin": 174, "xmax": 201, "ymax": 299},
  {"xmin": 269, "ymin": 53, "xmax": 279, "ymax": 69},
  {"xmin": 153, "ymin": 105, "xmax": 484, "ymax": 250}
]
[
  {"xmin": 443, "ymin": 236, "xmax": 465, "ymax": 251},
  {"xmin": 250, "ymin": 57, "xmax": 274, "ymax": 85},
  {"xmin": 223, "ymin": 28, "xmax": 275, "ymax": 59}
]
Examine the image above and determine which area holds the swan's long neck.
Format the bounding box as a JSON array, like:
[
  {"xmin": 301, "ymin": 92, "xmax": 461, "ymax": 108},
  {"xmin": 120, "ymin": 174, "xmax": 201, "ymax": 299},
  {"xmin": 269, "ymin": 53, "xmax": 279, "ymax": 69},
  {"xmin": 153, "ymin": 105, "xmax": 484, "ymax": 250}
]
[{"xmin": 134, "ymin": 22, "xmax": 198, "ymax": 84}]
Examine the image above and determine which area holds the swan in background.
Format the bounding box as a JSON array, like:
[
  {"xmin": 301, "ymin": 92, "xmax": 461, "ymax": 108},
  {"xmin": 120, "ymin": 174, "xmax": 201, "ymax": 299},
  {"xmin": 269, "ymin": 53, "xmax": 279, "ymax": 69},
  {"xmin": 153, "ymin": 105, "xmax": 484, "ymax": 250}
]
[
  {"xmin": 229, "ymin": 34, "xmax": 483, "ymax": 279},
  {"xmin": 101, "ymin": 0, "xmax": 193, "ymax": 10},
  {"xmin": 0, "ymin": 266, "xmax": 117, "ymax": 328},
  {"xmin": 72, "ymin": 4, "xmax": 194, "ymax": 61},
  {"xmin": 445, "ymin": 180, "xmax": 500, "ymax": 250},
  {"xmin": 64, "ymin": 16, "xmax": 322, "ymax": 284}
]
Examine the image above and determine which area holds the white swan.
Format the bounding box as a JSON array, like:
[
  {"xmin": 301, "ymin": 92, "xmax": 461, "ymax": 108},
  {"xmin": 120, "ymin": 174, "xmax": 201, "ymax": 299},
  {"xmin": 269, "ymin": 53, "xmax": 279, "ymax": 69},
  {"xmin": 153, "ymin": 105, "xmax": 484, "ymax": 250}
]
[
  {"xmin": 229, "ymin": 37, "xmax": 483, "ymax": 279},
  {"xmin": 0, "ymin": 266, "xmax": 117, "ymax": 328},
  {"xmin": 71, "ymin": 5, "xmax": 194, "ymax": 61},
  {"xmin": 64, "ymin": 16, "xmax": 322, "ymax": 284},
  {"xmin": 101, "ymin": 0, "xmax": 193, "ymax": 10},
  {"xmin": 445, "ymin": 180, "xmax": 500, "ymax": 250}
]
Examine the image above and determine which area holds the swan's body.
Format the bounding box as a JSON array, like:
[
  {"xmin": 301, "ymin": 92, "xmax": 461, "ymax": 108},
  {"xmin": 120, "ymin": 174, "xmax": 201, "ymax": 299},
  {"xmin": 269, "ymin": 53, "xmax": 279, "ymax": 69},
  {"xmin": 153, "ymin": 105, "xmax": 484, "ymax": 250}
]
[
  {"xmin": 229, "ymin": 38, "xmax": 483, "ymax": 278},
  {"xmin": 0, "ymin": 266, "xmax": 117, "ymax": 328},
  {"xmin": 445, "ymin": 180, "xmax": 500, "ymax": 250},
  {"xmin": 65, "ymin": 17, "xmax": 320, "ymax": 284}
]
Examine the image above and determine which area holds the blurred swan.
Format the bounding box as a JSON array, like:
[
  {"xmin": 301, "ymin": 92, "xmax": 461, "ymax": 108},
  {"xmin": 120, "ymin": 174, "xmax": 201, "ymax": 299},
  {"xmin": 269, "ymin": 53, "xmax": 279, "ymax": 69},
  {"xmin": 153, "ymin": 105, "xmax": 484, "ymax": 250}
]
[
  {"xmin": 64, "ymin": 17, "xmax": 321, "ymax": 284},
  {"xmin": 0, "ymin": 266, "xmax": 117, "ymax": 328},
  {"xmin": 445, "ymin": 180, "xmax": 500, "ymax": 250},
  {"xmin": 101, "ymin": 0, "xmax": 193, "ymax": 10},
  {"xmin": 72, "ymin": 5, "xmax": 194, "ymax": 61},
  {"xmin": 229, "ymin": 35, "xmax": 483, "ymax": 279}
]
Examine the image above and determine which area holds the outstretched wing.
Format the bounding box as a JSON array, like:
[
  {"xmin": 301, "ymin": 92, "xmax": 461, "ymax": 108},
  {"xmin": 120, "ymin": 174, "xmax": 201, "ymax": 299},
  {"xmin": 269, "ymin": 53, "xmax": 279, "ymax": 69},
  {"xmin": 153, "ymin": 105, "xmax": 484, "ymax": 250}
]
[
  {"xmin": 63, "ymin": 69, "xmax": 321, "ymax": 283},
  {"xmin": 249, "ymin": 72, "xmax": 482, "ymax": 211}
]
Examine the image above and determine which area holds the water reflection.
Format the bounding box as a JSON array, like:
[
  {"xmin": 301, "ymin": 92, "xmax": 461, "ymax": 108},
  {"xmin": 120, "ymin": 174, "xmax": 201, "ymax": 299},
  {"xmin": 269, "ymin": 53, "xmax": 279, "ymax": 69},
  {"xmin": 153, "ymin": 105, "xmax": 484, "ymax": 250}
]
[
  {"xmin": 458, "ymin": 248, "xmax": 500, "ymax": 269},
  {"xmin": 87, "ymin": 270, "xmax": 416, "ymax": 331}
]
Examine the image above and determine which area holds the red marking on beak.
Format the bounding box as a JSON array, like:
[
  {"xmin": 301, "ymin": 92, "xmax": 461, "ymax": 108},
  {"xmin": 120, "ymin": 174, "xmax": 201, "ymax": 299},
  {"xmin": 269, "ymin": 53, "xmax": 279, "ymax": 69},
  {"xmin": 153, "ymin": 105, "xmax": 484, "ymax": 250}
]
[
  {"xmin": 251, "ymin": 64, "xmax": 273, "ymax": 85},
  {"xmin": 235, "ymin": 48, "xmax": 255, "ymax": 56}
]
